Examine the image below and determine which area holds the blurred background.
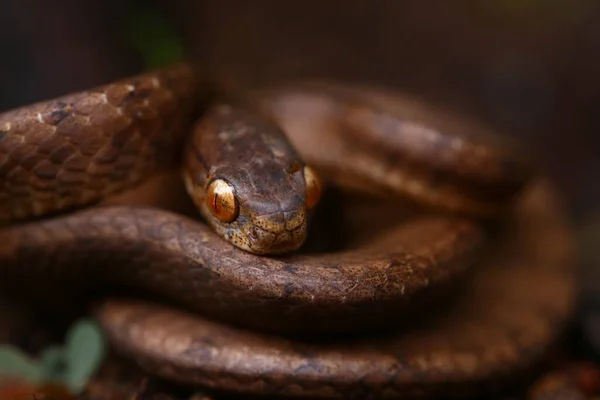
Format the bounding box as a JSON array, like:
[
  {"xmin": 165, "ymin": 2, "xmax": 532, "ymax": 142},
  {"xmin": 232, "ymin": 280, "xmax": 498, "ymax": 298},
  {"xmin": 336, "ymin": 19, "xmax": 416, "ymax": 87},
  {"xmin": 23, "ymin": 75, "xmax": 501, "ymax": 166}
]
[{"xmin": 0, "ymin": 0, "xmax": 598, "ymax": 301}]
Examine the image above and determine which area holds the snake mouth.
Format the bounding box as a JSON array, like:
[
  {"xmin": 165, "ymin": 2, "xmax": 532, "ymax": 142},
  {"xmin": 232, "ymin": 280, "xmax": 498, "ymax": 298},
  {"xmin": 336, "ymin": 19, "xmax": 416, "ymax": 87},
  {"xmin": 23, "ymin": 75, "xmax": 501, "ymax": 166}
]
[
  {"xmin": 237, "ymin": 205, "xmax": 308, "ymax": 255},
  {"xmin": 245, "ymin": 223, "xmax": 308, "ymax": 255}
]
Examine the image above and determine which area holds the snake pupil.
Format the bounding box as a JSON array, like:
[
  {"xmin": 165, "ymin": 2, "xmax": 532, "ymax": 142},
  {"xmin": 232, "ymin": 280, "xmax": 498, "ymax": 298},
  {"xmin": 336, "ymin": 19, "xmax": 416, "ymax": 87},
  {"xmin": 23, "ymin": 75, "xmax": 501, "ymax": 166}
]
[{"xmin": 206, "ymin": 179, "xmax": 239, "ymax": 223}]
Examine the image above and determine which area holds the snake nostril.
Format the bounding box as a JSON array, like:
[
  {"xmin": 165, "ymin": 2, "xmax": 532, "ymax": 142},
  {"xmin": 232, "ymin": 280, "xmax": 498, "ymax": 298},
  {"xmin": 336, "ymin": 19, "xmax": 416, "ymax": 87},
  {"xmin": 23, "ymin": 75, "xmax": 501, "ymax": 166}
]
[{"xmin": 248, "ymin": 227, "xmax": 260, "ymax": 243}]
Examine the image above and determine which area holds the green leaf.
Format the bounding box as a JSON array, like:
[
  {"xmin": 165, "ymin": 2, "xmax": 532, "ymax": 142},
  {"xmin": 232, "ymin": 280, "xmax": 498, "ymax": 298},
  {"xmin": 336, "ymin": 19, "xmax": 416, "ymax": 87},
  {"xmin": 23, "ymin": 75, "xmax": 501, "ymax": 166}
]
[
  {"xmin": 0, "ymin": 346, "xmax": 42, "ymax": 383},
  {"xmin": 39, "ymin": 345, "xmax": 68, "ymax": 383},
  {"xmin": 125, "ymin": 5, "xmax": 184, "ymax": 68},
  {"xmin": 63, "ymin": 319, "xmax": 106, "ymax": 393}
]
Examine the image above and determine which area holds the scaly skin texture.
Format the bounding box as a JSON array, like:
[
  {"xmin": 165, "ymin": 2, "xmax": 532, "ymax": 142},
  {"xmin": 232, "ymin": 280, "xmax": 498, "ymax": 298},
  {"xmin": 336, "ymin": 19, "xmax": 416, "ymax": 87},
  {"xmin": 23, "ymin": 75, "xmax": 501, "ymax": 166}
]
[
  {"xmin": 255, "ymin": 82, "xmax": 532, "ymax": 217},
  {"xmin": 0, "ymin": 64, "xmax": 576, "ymax": 399},
  {"xmin": 0, "ymin": 63, "xmax": 196, "ymax": 223},
  {"xmin": 93, "ymin": 182, "xmax": 577, "ymax": 399},
  {"xmin": 0, "ymin": 205, "xmax": 482, "ymax": 334}
]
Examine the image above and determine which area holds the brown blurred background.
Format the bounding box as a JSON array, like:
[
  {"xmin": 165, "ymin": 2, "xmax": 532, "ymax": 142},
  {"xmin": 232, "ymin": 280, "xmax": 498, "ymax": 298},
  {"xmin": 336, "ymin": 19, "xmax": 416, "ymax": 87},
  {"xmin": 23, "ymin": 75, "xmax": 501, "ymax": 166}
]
[{"xmin": 1, "ymin": 0, "xmax": 599, "ymax": 289}]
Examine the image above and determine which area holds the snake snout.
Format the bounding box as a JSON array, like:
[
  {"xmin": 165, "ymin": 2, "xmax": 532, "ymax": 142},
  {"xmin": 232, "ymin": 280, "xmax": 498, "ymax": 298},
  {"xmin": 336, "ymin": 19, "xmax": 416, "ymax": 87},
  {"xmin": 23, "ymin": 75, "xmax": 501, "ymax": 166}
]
[{"xmin": 244, "ymin": 207, "xmax": 308, "ymax": 255}]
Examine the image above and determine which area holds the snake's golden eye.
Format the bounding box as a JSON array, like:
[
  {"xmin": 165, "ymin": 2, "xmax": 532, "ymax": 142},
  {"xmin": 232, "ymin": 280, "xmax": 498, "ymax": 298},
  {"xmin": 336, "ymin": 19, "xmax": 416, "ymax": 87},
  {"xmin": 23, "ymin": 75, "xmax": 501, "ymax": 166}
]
[
  {"xmin": 206, "ymin": 179, "xmax": 239, "ymax": 223},
  {"xmin": 303, "ymin": 166, "xmax": 322, "ymax": 209}
]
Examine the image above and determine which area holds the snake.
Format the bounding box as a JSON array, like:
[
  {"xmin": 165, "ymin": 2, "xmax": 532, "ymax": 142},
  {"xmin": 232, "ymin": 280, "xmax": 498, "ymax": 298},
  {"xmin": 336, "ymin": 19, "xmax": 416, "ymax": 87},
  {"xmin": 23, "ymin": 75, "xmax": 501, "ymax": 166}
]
[{"xmin": 0, "ymin": 63, "xmax": 576, "ymax": 399}]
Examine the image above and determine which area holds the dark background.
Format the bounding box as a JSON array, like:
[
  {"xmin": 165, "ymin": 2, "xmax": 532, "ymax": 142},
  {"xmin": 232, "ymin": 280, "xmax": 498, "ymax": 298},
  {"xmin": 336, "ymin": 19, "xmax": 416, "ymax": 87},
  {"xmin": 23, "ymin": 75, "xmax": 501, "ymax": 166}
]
[{"xmin": 1, "ymin": 0, "xmax": 598, "ymax": 289}]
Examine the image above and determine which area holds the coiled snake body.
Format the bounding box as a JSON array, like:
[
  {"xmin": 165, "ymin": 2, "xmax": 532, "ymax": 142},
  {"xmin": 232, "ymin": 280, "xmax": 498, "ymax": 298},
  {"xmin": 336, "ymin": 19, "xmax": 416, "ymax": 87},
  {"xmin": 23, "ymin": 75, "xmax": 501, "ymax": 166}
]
[{"xmin": 0, "ymin": 63, "xmax": 576, "ymax": 399}]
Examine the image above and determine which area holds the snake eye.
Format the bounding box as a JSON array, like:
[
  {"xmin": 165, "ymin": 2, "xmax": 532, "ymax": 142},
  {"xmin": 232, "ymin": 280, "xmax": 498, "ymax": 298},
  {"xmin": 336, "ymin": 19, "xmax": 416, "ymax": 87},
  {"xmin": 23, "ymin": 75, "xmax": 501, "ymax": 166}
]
[
  {"xmin": 206, "ymin": 179, "xmax": 239, "ymax": 223},
  {"xmin": 303, "ymin": 166, "xmax": 322, "ymax": 210}
]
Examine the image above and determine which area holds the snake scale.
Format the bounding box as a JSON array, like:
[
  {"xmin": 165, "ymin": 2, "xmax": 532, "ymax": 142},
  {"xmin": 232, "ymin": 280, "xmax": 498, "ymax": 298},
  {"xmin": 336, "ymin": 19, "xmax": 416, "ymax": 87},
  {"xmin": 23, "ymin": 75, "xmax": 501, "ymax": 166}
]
[{"xmin": 0, "ymin": 63, "xmax": 577, "ymax": 399}]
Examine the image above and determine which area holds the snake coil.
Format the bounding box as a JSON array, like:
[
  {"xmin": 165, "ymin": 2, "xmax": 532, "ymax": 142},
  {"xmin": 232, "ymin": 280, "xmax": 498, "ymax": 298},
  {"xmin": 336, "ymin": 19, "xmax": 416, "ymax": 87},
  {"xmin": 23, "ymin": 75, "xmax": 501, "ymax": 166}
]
[{"xmin": 0, "ymin": 63, "xmax": 576, "ymax": 399}]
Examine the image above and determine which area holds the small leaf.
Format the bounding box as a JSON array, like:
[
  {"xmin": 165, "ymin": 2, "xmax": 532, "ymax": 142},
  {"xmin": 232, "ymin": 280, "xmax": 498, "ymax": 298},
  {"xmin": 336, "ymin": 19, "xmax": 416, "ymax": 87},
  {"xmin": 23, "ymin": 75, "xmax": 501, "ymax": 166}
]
[
  {"xmin": 40, "ymin": 345, "xmax": 68, "ymax": 383},
  {"xmin": 125, "ymin": 5, "xmax": 184, "ymax": 68},
  {"xmin": 0, "ymin": 346, "xmax": 42, "ymax": 383},
  {"xmin": 63, "ymin": 319, "xmax": 106, "ymax": 393}
]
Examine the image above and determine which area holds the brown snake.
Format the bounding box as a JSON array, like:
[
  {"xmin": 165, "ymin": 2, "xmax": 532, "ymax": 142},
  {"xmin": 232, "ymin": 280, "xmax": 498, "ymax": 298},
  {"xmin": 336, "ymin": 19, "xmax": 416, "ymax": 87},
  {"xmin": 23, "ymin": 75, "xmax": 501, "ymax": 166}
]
[{"xmin": 0, "ymin": 63, "xmax": 576, "ymax": 399}]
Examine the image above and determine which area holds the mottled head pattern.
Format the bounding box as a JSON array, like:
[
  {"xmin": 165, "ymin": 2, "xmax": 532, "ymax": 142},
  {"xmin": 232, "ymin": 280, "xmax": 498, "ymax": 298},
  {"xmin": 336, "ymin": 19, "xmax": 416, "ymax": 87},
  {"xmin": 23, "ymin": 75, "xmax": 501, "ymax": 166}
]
[{"xmin": 182, "ymin": 103, "xmax": 321, "ymax": 255}]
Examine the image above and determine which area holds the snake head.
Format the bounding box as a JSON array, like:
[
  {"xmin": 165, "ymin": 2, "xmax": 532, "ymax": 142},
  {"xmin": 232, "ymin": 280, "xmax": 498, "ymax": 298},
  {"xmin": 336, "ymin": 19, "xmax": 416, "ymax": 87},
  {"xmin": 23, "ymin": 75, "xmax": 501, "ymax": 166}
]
[{"xmin": 182, "ymin": 104, "xmax": 322, "ymax": 255}]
